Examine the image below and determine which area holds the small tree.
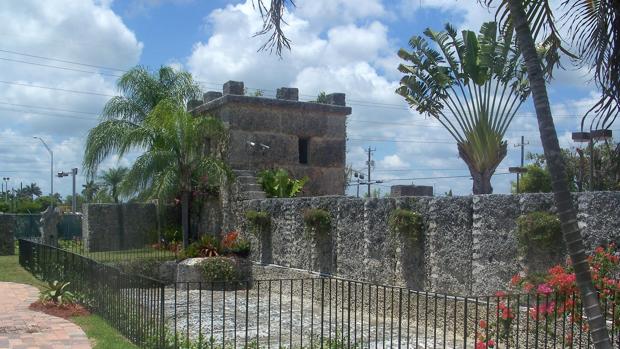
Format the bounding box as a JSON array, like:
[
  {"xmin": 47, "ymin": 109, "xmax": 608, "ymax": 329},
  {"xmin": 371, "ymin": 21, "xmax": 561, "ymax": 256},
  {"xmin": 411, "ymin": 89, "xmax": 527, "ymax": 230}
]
[{"xmin": 397, "ymin": 22, "xmax": 530, "ymax": 194}]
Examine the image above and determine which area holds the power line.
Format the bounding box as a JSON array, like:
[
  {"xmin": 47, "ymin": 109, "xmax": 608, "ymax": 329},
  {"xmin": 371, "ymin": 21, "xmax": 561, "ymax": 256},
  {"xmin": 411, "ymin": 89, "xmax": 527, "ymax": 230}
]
[
  {"xmin": 0, "ymin": 101, "xmax": 100, "ymax": 115},
  {"xmin": 0, "ymin": 80, "xmax": 114, "ymax": 97},
  {"xmin": 380, "ymin": 172, "xmax": 512, "ymax": 182},
  {"xmin": 0, "ymin": 49, "xmax": 128, "ymax": 72},
  {"xmin": 0, "ymin": 107, "xmax": 98, "ymax": 121},
  {"xmin": 0, "ymin": 57, "xmax": 123, "ymax": 78},
  {"xmin": 0, "ymin": 49, "xmax": 610, "ymax": 119}
]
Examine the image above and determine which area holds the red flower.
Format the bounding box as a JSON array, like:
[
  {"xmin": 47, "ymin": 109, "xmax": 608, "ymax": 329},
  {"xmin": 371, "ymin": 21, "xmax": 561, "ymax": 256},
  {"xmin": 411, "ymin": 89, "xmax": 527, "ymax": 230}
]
[
  {"xmin": 222, "ymin": 231, "xmax": 239, "ymax": 248},
  {"xmin": 479, "ymin": 320, "xmax": 487, "ymax": 328}
]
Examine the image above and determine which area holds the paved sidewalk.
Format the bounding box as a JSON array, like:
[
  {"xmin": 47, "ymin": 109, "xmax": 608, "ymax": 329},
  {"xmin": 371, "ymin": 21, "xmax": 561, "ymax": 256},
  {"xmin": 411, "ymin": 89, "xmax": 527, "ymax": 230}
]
[{"xmin": 0, "ymin": 282, "xmax": 91, "ymax": 349}]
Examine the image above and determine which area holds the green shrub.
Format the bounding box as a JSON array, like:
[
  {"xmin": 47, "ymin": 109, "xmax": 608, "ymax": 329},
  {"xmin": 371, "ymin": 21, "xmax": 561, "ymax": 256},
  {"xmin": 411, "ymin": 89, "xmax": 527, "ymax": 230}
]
[
  {"xmin": 58, "ymin": 239, "xmax": 82, "ymax": 251},
  {"xmin": 516, "ymin": 211, "xmax": 563, "ymax": 255},
  {"xmin": 221, "ymin": 231, "xmax": 251, "ymax": 258},
  {"xmin": 40, "ymin": 280, "xmax": 76, "ymax": 305},
  {"xmin": 162, "ymin": 226, "xmax": 182, "ymax": 243},
  {"xmin": 201, "ymin": 257, "xmax": 239, "ymax": 282},
  {"xmin": 245, "ymin": 210, "xmax": 271, "ymax": 235},
  {"xmin": 303, "ymin": 208, "xmax": 331, "ymax": 236},
  {"xmin": 257, "ymin": 168, "xmax": 308, "ymax": 198},
  {"xmin": 226, "ymin": 238, "xmax": 251, "ymax": 258},
  {"xmin": 179, "ymin": 235, "xmax": 222, "ymax": 259},
  {"xmin": 388, "ymin": 209, "xmax": 424, "ymax": 241}
]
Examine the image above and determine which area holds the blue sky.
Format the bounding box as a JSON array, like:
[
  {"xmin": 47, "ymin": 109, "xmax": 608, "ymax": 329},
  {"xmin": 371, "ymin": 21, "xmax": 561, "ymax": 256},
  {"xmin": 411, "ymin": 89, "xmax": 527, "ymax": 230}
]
[{"xmin": 0, "ymin": 0, "xmax": 613, "ymax": 197}]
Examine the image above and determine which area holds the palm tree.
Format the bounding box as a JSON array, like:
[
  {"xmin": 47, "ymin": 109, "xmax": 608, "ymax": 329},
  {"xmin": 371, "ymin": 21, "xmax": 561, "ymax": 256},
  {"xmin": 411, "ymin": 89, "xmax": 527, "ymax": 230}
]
[
  {"xmin": 16, "ymin": 183, "xmax": 42, "ymax": 200},
  {"xmin": 397, "ymin": 22, "xmax": 529, "ymax": 194},
  {"xmin": 97, "ymin": 99, "xmax": 229, "ymax": 248},
  {"xmin": 83, "ymin": 66, "xmax": 201, "ymax": 174},
  {"xmin": 98, "ymin": 167, "xmax": 128, "ymax": 203},
  {"xmin": 84, "ymin": 66, "xmax": 207, "ymax": 246},
  {"xmin": 481, "ymin": 0, "xmax": 614, "ymax": 346},
  {"xmin": 81, "ymin": 180, "xmax": 100, "ymax": 203}
]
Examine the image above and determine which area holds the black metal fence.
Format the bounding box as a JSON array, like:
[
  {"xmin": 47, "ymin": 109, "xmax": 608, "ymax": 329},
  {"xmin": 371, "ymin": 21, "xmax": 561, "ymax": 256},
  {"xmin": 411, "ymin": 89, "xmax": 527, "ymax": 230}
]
[
  {"xmin": 165, "ymin": 279, "xmax": 619, "ymax": 348},
  {"xmin": 19, "ymin": 239, "xmax": 166, "ymax": 347},
  {"xmin": 18, "ymin": 238, "xmax": 620, "ymax": 348}
]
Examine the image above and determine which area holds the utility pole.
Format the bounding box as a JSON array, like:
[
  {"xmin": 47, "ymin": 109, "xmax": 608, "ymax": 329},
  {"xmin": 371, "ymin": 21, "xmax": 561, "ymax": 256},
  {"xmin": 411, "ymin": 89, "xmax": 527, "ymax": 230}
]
[
  {"xmin": 512, "ymin": 136, "xmax": 529, "ymax": 193},
  {"xmin": 33, "ymin": 137, "xmax": 53, "ymax": 202},
  {"xmin": 366, "ymin": 147, "xmax": 375, "ymax": 197},
  {"xmin": 71, "ymin": 168, "xmax": 77, "ymax": 212}
]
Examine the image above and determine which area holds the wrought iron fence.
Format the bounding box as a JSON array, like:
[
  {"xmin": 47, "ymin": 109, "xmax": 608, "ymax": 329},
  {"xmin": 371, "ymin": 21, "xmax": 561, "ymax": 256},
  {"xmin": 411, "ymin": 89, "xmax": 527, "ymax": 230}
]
[
  {"xmin": 164, "ymin": 279, "xmax": 619, "ymax": 348},
  {"xmin": 18, "ymin": 238, "xmax": 620, "ymax": 348},
  {"xmin": 18, "ymin": 239, "xmax": 167, "ymax": 347}
]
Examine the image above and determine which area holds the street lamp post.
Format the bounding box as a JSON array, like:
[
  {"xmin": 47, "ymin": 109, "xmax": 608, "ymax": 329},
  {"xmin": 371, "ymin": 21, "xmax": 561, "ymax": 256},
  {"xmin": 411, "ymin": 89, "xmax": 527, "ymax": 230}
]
[
  {"xmin": 33, "ymin": 137, "xmax": 54, "ymax": 201},
  {"xmin": 2, "ymin": 177, "xmax": 9, "ymax": 202},
  {"xmin": 57, "ymin": 168, "xmax": 78, "ymax": 212}
]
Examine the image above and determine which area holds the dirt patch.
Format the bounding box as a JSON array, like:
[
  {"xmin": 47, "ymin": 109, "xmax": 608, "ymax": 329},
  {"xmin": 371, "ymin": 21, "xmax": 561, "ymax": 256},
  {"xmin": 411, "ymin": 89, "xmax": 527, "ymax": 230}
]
[{"xmin": 29, "ymin": 301, "xmax": 90, "ymax": 319}]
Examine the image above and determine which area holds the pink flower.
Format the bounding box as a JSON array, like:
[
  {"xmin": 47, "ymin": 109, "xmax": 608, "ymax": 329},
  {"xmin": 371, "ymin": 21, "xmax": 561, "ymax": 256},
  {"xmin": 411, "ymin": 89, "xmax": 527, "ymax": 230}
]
[{"xmin": 537, "ymin": 283, "xmax": 553, "ymax": 295}]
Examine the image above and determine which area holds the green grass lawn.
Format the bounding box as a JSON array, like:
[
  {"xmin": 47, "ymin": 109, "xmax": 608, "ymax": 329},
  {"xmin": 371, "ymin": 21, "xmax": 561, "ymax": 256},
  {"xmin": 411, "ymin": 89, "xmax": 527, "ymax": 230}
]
[{"xmin": 0, "ymin": 254, "xmax": 138, "ymax": 349}]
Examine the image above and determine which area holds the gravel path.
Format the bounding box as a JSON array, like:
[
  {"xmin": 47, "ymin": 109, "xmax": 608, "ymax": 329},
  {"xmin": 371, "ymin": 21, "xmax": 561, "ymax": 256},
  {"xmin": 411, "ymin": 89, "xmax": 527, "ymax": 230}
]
[{"xmin": 164, "ymin": 285, "xmax": 459, "ymax": 348}]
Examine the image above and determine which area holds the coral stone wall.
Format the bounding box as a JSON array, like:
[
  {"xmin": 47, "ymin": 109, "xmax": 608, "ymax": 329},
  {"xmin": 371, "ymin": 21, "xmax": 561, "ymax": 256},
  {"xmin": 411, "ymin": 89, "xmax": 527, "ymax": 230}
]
[
  {"xmin": 0, "ymin": 214, "xmax": 16, "ymax": 255},
  {"xmin": 227, "ymin": 192, "xmax": 620, "ymax": 296},
  {"xmin": 82, "ymin": 203, "xmax": 180, "ymax": 252}
]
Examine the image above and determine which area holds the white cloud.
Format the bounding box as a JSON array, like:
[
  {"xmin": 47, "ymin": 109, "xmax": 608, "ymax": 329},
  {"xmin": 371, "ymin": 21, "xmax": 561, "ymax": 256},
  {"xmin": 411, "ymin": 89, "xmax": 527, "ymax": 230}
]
[
  {"xmin": 378, "ymin": 154, "xmax": 408, "ymax": 169},
  {"xmin": 0, "ymin": 0, "xmax": 142, "ymax": 196}
]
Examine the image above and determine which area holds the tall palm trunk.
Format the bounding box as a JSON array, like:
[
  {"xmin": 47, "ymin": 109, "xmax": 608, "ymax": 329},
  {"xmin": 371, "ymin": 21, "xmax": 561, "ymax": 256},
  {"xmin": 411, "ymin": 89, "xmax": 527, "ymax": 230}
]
[
  {"xmin": 507, "ymin": 0, "xmax": 612, "ymax": 347},
  {"xmin": 181, "ymin": 190, "xmax": 190, "ymax": 249}
]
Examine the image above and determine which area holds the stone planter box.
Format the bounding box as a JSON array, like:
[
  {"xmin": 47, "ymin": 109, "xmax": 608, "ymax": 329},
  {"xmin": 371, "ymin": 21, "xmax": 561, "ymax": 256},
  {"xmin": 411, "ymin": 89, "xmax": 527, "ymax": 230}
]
[{"xmin": 176, "ymin": 256, "xmax": 253, "ymax": 290}]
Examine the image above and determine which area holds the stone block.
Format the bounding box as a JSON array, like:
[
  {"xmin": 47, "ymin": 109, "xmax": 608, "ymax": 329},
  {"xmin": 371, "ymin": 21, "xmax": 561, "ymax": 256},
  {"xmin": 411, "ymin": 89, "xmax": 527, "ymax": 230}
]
[
  {"xmin": 326, "ymin": 93, "xmax": 346, "ymax": 106},
  {"xmin": 225, "ymin": 105, "xmax": 282, "ymax": 133},
  {"xmin": 203, "ymin": 91, "xmax": 223, "ymax": 103},
  {"xmin": 577, "ymin": 191, "xmax": 620, "ymax": 250},
  {"xmin": 324, "ymin": 114, "xmax": 347, "ymax": 138},
  {"xmin": 0, "ymin": 215, "xmax": 15, "ymax": 255},
  {"xmin": 83, "ymin": 203, "xmax": 157, "ymax": 252},
  {"xmin": 276, "ymin": 87, "xmax": 299, "ymax": 101},
  {"xmin": 426, "ymin": 196, "xmax": 472, "ymax": 295},
  {"xmin": 282, "ymin": 111, "xmax": 327, "ymax": 137},
  {"xmin": 471, "ymin": 194, "xmax": 521, "ymax": 295},
  {"xmin": 227, "ymin": 131, "xmax": 298, "ymax": 168},
  {"xmin": 308, "ymin": 138, "xmax": 346, "ymax": 168},
  {"xmin": 391, "ymin": 185, "xmax": 433, "ymax": 197},
  {"xmin": 223, "ymin": 80, "xmax": 244, "ymax": 95},
  {"xmin": 287, "ymin": 166, "xmax": 345, "ymax": 196}
]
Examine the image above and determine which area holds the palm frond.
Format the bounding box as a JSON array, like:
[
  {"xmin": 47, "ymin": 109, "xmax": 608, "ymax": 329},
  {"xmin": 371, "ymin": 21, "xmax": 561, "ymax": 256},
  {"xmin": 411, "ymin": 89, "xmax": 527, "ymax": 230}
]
[{"xmin": 82, "ymin": 120, "xmax": 139, "ymax": 177}]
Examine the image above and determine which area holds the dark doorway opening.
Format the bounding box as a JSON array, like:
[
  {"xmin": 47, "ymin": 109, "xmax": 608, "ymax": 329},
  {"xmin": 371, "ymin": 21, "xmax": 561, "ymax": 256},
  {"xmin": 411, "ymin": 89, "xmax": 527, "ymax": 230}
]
[{"xmin": 298, "ymin": 138, "xmax": 309, "ymax": 164}]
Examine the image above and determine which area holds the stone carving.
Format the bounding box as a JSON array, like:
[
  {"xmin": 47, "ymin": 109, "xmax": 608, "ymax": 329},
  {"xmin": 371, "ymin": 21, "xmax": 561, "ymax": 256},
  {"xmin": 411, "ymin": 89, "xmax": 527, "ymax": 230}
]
[{"xmin": 39, "ymin": 205, "xmax": 62, "ymax": 245}]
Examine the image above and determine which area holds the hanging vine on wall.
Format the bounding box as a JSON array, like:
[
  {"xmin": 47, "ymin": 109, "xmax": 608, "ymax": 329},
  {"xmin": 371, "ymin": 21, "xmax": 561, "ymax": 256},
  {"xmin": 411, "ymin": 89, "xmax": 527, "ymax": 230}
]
[
  {"xmin": 388, "ymin": 208, "xmax": 424, "ymax": 242},
  {"xmin": 245, "ymin": 210, "xmax": 271, "ymax": 236},
  {"xmin": 516, "ymin": 211, "xmax": 563, "ymax": 255},
  {"xmin": 303, "ymin": 208, "xmax": 331, "ymax": 237}
]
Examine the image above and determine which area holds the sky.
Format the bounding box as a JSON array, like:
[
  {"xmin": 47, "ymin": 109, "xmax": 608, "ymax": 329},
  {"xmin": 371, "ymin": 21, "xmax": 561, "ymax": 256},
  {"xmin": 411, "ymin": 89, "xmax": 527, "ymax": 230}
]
[{"xmin": 0, "ymin": 0, "xmax": 615, "ymax": 198}]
